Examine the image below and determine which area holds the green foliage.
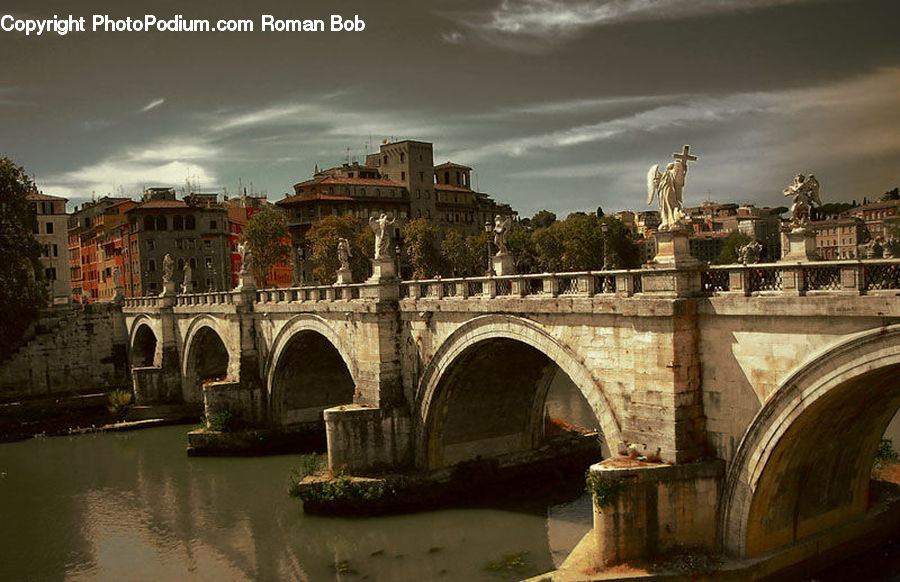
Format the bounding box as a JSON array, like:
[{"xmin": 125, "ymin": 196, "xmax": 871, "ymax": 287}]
[
  {"xmin": 440, "ymin": 229, "xmax": 473, "ymax": 277},
  {"xmin": 292, "ymin": 474, "xmax": 388, "ymax": 503},
  {"xmin": 530, "ymin": 209, "xmax": 557, "ymax": 230},
  {"xmin": 714, "ymin": 232, "xmax": 753, "ymax": 265},
  {"xmin": 0, "ymin": 158, "xmax": 47, "ymax": 361},
  {"xmin": 586, "ymin": 472, "xmax": 626, "ymax": 507},
  {"xmin": 305, "ymin": 216, "xmax": 373, "ymax": 283},
  {"xmin": 484, "ymin": 551, "xmax": 531, "ymax": 576},
  {"xmin": 875, "ymin": 438, "xmax": 899, "ymax": 470},
  {"xmin": 204, "ymin": 404, "xmax": 241, "ymax": 432},
  {"xmin": 403, "ymin": 218, "xmax": 445, "ymax": 278},
  {"xmin": 106, "ymin": 389, "xmax": 133, "ymax": 421},
  {"xmin": 532, "ymin": 214, "xmax": 639, "ymax": 272},
  {"xmin": 288, "ymin": 454, "xmax": 327, "ymax": 496},
  {"xmin": 507, "ymin": 228, "xmax": 538, "ymax": 273},
  {"xmin": 240, "ymin": 207, "xmax": 290, "ymax": 288},
  {"xmin": 466, "ymin": 232, "xmax": 489, "ymax": 276}
]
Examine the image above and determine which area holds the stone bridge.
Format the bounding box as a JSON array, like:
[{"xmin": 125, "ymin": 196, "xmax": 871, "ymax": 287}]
[{"xmin": 123, "ymin": 259, "xmax": 900, "ymax": 568}]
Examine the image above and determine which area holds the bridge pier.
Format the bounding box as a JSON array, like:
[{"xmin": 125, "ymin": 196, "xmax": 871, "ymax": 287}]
[
  {"xmin": 324, "ymin": 405, "xmax": 412, "ymax": 473},
  {"xmin": 586, "ymin": 459, "xmax": 724, "ymax": 567}
]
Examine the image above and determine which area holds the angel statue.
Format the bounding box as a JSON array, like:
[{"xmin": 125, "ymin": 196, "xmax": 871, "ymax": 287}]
[
  {"xmin": 237, "ymin": 240, "xmax": 253, "ymax": 275},
  {"xmin": 647, "ymin": 161, "xmax": 688, "ymax": 231},
  {"xmin": 162, "ymin": 253, "xmax": 175, "ymax": 284},
  {"xmin": 493, "ymin": 214, "xmax": 512, "ymax": 255},
  {"xmin": 337, "ymin": 237, "xmax": 352, "ymax": 271},
  {"xmin": 783, "ymin": 173, "xmax": 821, "ymax": 228},
  {"xmin": 369, "ymin": 213, "xmax": 396, "ymax": 260}
]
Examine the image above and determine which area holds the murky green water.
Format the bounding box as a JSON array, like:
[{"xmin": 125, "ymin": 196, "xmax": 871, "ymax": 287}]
[{"xmin": 0, "ymin": 426, "xmax": 592, "ymax": 581}]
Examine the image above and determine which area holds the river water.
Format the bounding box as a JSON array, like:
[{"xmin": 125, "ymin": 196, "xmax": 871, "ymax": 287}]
[{"xmin": 0, "ymin": 425, "xmax": 593, "ymax": 581}]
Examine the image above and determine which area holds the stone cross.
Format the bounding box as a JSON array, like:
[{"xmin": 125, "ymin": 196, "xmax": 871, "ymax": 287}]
[{"xmin": 672, "ymin": 145, "xmax": 698, "ymax": 171}]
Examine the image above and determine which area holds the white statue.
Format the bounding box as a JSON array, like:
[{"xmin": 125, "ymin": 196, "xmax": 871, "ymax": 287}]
[
  {"xmin": 162, "ymin": 253, "xmax": 175, "ymax": 284},
  {"xmin": 647, "ymin": 145, "xmax": 698, "ymax": 231},
  {"xmin": 493, "ymin": 214, "xmax": 511, "ymax": 255},
  {"xmin": 181, "ymin": 263, "xmax": 193, "ymax": 294},
  {"xmin": 369, "ymin": 213, "xmax": 396, "ymax": 260},
  {"xmin": 337, "ymin": 237, "xmax": 352, "ymax": 271},
  {"xmin": 783, "ymin": 173, "xmax": 821, "ymax": 228},
  {"xmin": 737, "ymin": 240, "xmax": 763, "ymax": 264},
  {"xmin": 237, "ymin": 240, "xmax": 253, "ymax": 274}
]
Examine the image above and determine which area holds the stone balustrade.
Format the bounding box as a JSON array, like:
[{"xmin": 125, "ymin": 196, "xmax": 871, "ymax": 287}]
[{"xmin": 121, "ymin": 258, "xmax": 900, "ymax": 312}]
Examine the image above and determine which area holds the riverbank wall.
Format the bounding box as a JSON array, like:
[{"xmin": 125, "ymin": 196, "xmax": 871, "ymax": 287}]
[{"xmin": 0, "ymin": 303, "xmax": 129, "ymax": 401}]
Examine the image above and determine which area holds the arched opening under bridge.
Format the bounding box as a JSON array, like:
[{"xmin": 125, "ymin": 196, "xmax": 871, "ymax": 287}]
[
  {"xmin": 184, "ymin": 326, "xmax": 229, "ymax": 403},
  {"xmin": 131, "ymin": 324, "xmax": 157, "ymax": 368}
]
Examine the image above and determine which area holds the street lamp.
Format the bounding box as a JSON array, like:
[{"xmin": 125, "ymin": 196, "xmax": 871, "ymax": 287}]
[
  {"xmin": 484, "ymin": 220, "xmax": 493, "ymax": 276},
  {"xmin": 601, "ymin": 221, "xmax": 610, "ymax": 271}
]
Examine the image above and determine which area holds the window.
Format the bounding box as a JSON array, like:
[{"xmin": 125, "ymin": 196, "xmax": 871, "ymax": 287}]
[
  {"xmin": 186, "ymin": 216, "xmax": 196, "ymax": 230},
  {"xmin": 146, "ymin": 239, "xmax": 155, "ymax": 251},
  {"xmin": 382, "ymin": 155, "xmax": 388, "ymax": 164},
  {"xmin": 177, "ymin": 259, "xmax": 185, "ymax": 270},
  {"xmin": 173, "ymin": 215, "xmax": 184, "ymax": 230},
  {"xmin": 418, "ymin": 172, "xmax": 423, "ymax": 181},
  {"xmin": 52, "ymin": 244, "xmax": 58, "ymax": 257},
  {"xmin": 189, "ymin": 258, "xmax": 196, "ymax": 269},
  {"xmin": 156, "ymin": 216, "xmax": 167, "ymax": 230},
  {"xmin": 401, "ymin": 171, "xmax": 406, "ymax": 181},
  {"xmin": 46, "ymin": 222, "xmax": 53, "ymax": 234},
  {"xmin": 205, "ymin": 257, "xmax": 213, "ymax": 269},
  {"xmin": 204, "ymin": 240, "xmax": 211, "ymax": 250},
  {"xmin": 148, "ymin": 259, "xmax": 156, "ymax": 272},
  {"xmin": 444, "ymin": 171, "xmax": 449, "ymax": 184},
  {"xmin": 144, "ymin": 216, "xmax": 155, "ymax": 231},
  {"xmin": 175, "ymin": 239, "xmax": 183, "ymax": 249},
  {"xmin": 400, "ymin": 152, "xmax": 405, "ymax": 162},
  {"xmin": 209, "ymin": 220, "xmax": 217, "ymax": 230}
]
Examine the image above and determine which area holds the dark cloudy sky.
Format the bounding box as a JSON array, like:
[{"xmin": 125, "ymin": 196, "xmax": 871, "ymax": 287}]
[{"xmin": 2, "ymin": 0, "xmax": 898, "ymax": 217}]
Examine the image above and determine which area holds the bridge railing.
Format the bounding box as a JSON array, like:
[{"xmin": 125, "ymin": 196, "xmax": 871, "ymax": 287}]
[
  {"xmin": 254, "ymin": 283, "xmax": 368, "ymax": 304},
  {"xmin": 399, "ymin": 259, "xmax": 900, "ymax": 300},
  {"xmin": 399, "ymin": 270, "xmax": 639, "ymax": 300},
  {"xmin": 123, "ymin": 296, "xmax": 163, "ymax": 309},
  {"xmin": 175, "ymin": 291, "xmax": 235, "ymax": 306},
  {"xmin": 700, "ymin": 259, "xmax": 900, "ymax": 295}
]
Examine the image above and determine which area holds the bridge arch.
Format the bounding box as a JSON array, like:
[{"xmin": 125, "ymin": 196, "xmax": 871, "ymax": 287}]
[
  {"xmin": 182, "ymin": 316, "xmax": 233, "ymax": 404},
  {"xmin": 416, "ymin": 314, "xmax": 623, "ymax": 469},
  {"xmin": 720, "ymin": 324, "xmax": 900, "ymax": 558},
  {"xmin": 128, "ymin": 315, "xmax": 159, "ymax": 368},
  {"xmin": 266, "ymin": 315, "xmax": 356, "ymax": 428}
]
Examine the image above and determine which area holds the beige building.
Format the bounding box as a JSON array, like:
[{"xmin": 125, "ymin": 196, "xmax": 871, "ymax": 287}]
[
  {"xmin": 28, "ymin": 191, "xmax": 71, "ymax": 304},
  {"xmin": 811, "ymin": 217, "xmax": 868, "ymax": 260}
]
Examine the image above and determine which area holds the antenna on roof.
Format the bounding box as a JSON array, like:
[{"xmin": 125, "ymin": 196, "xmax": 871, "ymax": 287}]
[{"xmin": 344, "ymin": 147, "xmax": 351, "ymax": 165}]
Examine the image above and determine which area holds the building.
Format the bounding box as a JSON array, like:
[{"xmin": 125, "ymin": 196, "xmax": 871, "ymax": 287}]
[
  {"xmin": 848, "ymin": 199, "xmax": 899, "ymax": 243},
  {"xmin": 810, "ymin": 217, "xmax": 868, "ymax": 260},
  {"xmin": 278, "ymin": 140, "xmax": 515, "ymax": 264},
  {"xmin": 28, "ymin": 191, "xmax": 71, "ymax": 304},
  {"xmin": 68, "ymin": 197, "xmax": 132, "ymax": 303},
  {"xmin": 689, "ymin": 231, "xmax": 730, "ymax": 264},
  {"xmin": 125, "ymin": 188, "xmax": 231, "ymax": 295}
]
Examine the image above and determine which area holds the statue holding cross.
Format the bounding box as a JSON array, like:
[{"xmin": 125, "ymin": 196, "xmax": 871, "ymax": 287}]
[{"xmin": 647, "ymin": 145, "xmax": 699, "ymax": 231}]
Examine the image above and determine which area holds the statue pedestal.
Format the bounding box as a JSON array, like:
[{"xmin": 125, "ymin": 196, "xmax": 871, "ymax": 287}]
[
  {"xmin": 780, "ymin": 228, "xmax": 819, "ymax": 262},
  {"xmin": 235, "ymin": 270, "xmax": 257, "ymax": 292},
  {"xmin": 335, "ymin": 268, "xmax": 353, "ymax": 285},
  {"xmin": 647, "ymin": 228, "xmax": 701, "ymax": 269},
  {"xmin": 492, "ymin": 253, "xmax": 515, "ymax": 276},
  {"xmin": 367, "ymin": 258, "xmax": 396, "ymax": 283},
  {"xmin": 159, "ymin": 280, "xmax": 178, "ymax": 297}
]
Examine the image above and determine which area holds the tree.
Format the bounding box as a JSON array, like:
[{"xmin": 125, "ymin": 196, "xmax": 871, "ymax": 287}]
[
  {"xmin": 305, "ymin": 216, "xmax": 373, "ymax": 283},
  {"xmin": 240, "ymin": 207, "xmax": 291, "ymax": 288},
  {"xmin": 532, "ymin": 213, "xmax": 638, "ymax": 272},
  {"xmin": 599, "ymin": 216, "xmax": 640, "ymax": 269},
  {"xmin": 530, "ymin": 209, "xmax": 557, "ymax": 230},
  {"xmin": 0, "ymin": 158, "xmax": 47, "ymax": 361},
  {"xmin": 403, "ymin": 219, "xmax": 444, "ymax": 278},
  {"xmin": 715, "ymin": 232, "xmax": 753, "ymax": 265},
  {"xmin": 441, "ymin": 229, "xmax": 478, "ymax": 276},
  {"xmin": 466, "ymin": 232, "xmax": 490, "ymax": 276},
  {"xmin": 507, "ymin": 227, "xmax": 539, "ymax": 273}
]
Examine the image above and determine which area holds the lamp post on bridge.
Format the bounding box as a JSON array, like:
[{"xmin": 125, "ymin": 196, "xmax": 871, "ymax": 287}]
[
  {"xmin": 601, "ymin": 221, "xmax": 610, "ymax": 271},
  {"xmin": 484, "ymin": 220, "xmax": 493, "ymax": 276}
]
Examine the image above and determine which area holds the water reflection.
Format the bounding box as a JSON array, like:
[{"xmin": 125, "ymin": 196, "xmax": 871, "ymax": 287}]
[{"xmin": 0, "ymin": 426, "xmax": 592, "ymax": 581}]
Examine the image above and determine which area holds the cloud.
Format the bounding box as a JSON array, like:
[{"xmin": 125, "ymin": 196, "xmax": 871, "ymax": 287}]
[
  {"xmin": 467, "ymin": 0, "xmax": 818, "ymax": 40},
  {"xmin": 41, "ymin": 137, "xmax": 218, "ymax": 204},
  {"xmin": 441, "ymin": 31, "xmax": 465, "ymax": 44},
  {"xmin": 139, "ymin": 98, "xmax": 166, "ymax": 113}
]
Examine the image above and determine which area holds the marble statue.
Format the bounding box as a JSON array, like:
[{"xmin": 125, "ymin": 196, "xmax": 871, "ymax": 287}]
[
  {"xmin": 493, "ymin": 214, "xmax": 511, "ymax": 255},
  {"xmin": 337, "ymin": 237, "xmax": 352, "ymax": 271},
  {"xmin": 737, "ymin": 240, "xmax": 763, "ymax": 265},
  {"xmin": 181, "ymin": 263, "xmax": 193, "ymax": 294},
  {"xmin": 162, "ymin": 253, "xmax": 174, "ymax": 284},
  {"xmin": 237, "ymin": 241, "xmax": 253, "ymax": 274},
  {"xmin": 369, "ymin": 213, "xmax": 396, "ymax": 260},
  {"xmin": 647, "ymin": 145, "xmax": 698, "ymax": 231},
  {"xmin": 783, "ymin": 173, "xmax": 821, "ymax": 228}
]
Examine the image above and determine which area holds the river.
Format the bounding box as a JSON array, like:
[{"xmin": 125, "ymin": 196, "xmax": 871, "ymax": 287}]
[{"xmin": 0, "ymin": 425, "xmax": 593, "ymax": 581}]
